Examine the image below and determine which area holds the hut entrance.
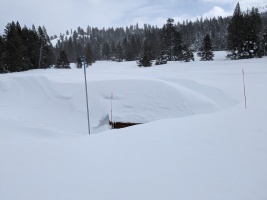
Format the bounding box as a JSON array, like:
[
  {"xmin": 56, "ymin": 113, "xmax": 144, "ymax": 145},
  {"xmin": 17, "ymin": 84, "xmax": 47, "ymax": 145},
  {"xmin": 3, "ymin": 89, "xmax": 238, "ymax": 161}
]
[{"xmin": 109, "ymin": 121, "xmax": 141, "ymax": 129}]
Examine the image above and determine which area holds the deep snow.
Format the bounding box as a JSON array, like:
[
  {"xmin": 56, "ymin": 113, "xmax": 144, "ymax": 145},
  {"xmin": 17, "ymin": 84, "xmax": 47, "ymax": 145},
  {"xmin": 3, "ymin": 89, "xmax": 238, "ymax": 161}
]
[{"xmin": 0, "ymin": 52, "xmax": 267, "ymax": 200}]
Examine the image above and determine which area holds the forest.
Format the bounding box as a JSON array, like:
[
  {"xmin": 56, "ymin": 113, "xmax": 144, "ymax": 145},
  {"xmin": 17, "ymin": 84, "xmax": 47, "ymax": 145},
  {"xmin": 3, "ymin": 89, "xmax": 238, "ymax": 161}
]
[{"xmin": 0, "ymin": 3, "xmax": 267, "ymax": 72}]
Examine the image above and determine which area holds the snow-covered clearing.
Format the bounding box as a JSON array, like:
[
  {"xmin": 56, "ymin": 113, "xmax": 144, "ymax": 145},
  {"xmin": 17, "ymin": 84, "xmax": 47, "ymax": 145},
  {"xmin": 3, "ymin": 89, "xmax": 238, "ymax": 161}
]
[{"xmin": 0, "ymin": 52, "xmax": 267, "ymax": 200}]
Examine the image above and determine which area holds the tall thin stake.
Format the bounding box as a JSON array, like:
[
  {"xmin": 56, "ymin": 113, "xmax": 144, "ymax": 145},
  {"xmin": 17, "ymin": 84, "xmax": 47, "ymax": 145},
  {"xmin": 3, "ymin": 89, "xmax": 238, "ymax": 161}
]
[
  {"xmin": 242, "ymin": 69, "xmax": 247, "ymax": 109},
  {"xmin": 111, "ymin": 92, "xmax": 113, "ymax": 129},
  {"xmin": 83, "ymin": 56, "xmax": 91, "ymax": 134}
]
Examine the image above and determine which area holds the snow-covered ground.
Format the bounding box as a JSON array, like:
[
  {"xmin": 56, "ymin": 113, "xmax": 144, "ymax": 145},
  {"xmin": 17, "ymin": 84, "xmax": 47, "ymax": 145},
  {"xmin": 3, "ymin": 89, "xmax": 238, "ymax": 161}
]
[{"xmin": 0, "ymin": 52, "xmax": 266, "ymax": 200}]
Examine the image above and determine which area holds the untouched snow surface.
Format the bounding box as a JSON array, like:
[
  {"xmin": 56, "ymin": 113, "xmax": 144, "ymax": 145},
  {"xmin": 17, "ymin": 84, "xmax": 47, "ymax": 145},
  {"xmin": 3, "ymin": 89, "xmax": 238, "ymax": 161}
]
[{"xmin": 0, "ymin": 52, "xmax": 267, "ymax": 200}]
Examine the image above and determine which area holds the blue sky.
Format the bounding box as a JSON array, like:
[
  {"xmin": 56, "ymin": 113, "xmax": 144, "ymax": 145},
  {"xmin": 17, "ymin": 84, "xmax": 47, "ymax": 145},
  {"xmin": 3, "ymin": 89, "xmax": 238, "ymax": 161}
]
[{"xmin": 0, "ymin": 0, "xmax": 265, "ymax": 36}]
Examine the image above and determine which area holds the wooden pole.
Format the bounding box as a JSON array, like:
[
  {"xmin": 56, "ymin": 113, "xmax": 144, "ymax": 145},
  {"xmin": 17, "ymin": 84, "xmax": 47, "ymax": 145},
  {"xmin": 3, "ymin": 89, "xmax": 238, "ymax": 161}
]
[{"xmin": 242, "ymin": 69, "xmax": 247, "ymax": 109}]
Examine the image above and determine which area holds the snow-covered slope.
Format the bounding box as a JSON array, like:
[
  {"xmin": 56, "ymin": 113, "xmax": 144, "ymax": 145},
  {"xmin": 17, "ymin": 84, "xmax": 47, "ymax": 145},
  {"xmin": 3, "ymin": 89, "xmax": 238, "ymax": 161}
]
[{"xmin": 0, "ymin": 52, "xmax": 267, "ymax": 200}]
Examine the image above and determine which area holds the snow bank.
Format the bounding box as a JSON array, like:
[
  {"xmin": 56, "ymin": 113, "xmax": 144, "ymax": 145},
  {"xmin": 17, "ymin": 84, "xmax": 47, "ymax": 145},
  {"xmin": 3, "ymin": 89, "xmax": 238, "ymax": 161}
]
[
  {"xmin": 0, "ymin": 51, "xmax": 267, "ymax": 200},
  {"xmin": 0, "ymin": 63, "xmax": 237, "ymax": 134}
]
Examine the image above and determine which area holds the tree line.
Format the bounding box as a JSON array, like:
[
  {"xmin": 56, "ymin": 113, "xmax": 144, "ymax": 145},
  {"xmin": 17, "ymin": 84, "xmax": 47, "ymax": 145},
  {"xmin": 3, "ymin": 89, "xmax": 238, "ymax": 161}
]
[
  {"xmin": 227, "ymin": 3, "xmax": 267, "ymax": 59},
  {"xmin": 0, "ymin": 22, "xmax": 55, "ymax": 73},
  {"xmin": 0, "ymin": 2, "xmax": 267, "ymax": 72}
]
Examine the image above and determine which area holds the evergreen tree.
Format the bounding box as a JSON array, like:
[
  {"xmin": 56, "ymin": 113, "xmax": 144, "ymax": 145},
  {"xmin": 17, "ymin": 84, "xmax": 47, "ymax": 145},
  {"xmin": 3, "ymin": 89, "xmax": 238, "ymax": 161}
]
[
  {"xmin": 76, "ymin": 56, "xmax": 83, "ymax": 68},
  {"xmin": 227, "ymin": 2, "xmax": 244, "ymax": 59},
  {"xmin": 38, "ymin": 26, "xmax": 53, "ymax": 68},
  {"xmin": 47, "ymin": 45, "xmax": 56, "ymax": 66},
  {"xmin": 115, "ymin": 43, "xmax": 123, "ymax": 62},
  {"xmin": 173, "ymin": 30, "xmax": 183, "ymax": 61},
  {"xmin": 122, "ymin": 38, "xmax": 128, "ymax": 60},
  {"xmin": 181, "ymin": 45, "xmax": 195, "ymax": 62},
  {"xmin": 0, "ymin": 21, "xmax": 56, "ymax": 73},
  {"xmin": 155, "ymin": 49, "xmax": 168, "ymax": 65},
  {"xmin": 227, "ymin": 4, "xmax": 263, "ymax": 59},
  {"xmin": 85, "ymin": 42, "xmax": 94, "ymax": 66},
  {"xmin": 137, "ymin": 39, "xmax": 152, "ymax": 67},
  {"xmin": 93, "ymin": 40, "xmax": 101, "ymax": 61},
  {"xmin": 144, "ymin": 28, "xmax": 160, "ymax": 60},
  {"xmin": 102, "ymin": 42, "xmax": 111, "ymax": 60},
  {"xmin": 125, "ymin": 43, "xmax": 134, "ymax": 61},
  {"xmin": 158, "ymin": 18, "xmax": 184, "ymax": 63},
  {"xmin": 21, "ymin": 25, "xmax": 39, "ymax": 69},
  {"xmin": 110, "ymin": 41, "xmax": 116, "ymax": 61},
  {"xmin": 160, "ymin": 18, "xmax": 176, "ymax": 61},
  {"xmin": 135, "ymin": 36, "xmax": 143, "ymax": 59},
  {"xmin": 55, "ymin": 50, "xmax": 70, "ymax": 68},
  {"xmin": 137, "ymin": 54, "xmax": 152, "ymax": 67},
  {"xmin": 261, "ymin": 28, "xmax": 267, "ymax": 56},
  {"xmin": 3, "ymin": 21, "xmax": 28, "ymax": 72},
  {"xmin": 197, "ymin": 34, "xmax": 214, "ymax": 61},
  {"xmin": 242, "ymin": 8, "xmax": 262, "ymax": 58},
  {"xmin": 0, "ymin": 35, "xmax": 5, "ymax": 73},
  {"xmin": 130, "ymin": 35, "xmax": 138, "ymax": 60},
  {"xmin": 67, "ymin": 37, "xmax": 75, "ymax": 62},
  {"xmin": 75, "ymin": 43, "xmax": 83, "ymax": 60},
  {"xmin": 166, "ymin": 18, "xmax": 175, "ymax": 60}
]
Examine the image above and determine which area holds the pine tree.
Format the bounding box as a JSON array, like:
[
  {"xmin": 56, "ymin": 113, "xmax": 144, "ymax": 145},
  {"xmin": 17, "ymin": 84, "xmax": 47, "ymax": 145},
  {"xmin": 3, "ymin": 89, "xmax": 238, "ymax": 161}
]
[
  {"xmin": 0, "ymin": 35, "xmax": 5, "ymax": 73},
  {"xmin": 262, "ymin": 28, "xmax": 267, "ymax": 56},
  {"xmin": 115, "ymin": 43, "xmax": 123, "ymax": 62},
  {"xmin": 137, "ymin": 54, "xmax": 152, "ymax": 67},
  {"xmin": 110, "ymin": 41, "xmax": 116, "ymax": 61},
  {"xmin": 143, "ymin": 28, "xmax": 160, "ymax": 60},
  {"xmin": 135, "ymin": 36, "xmax": 143, "ymax": 59},
  {"xmin": 93, "ymin": 40, "xmax": 101, "ymax": 61},
  {"xmin": 67, "ymin": 37, "xmax": 75, "ymax": 62},
  {"xmin": 173, "ymin": 30, "xmax": 183, "ymax": 61},
  {"xmin": 102, "ymin": 42, "xmax": 110, "ymax": 60},
  {"xmin": 38, "ymin": 26, "xmax": 53, "ymax": 68},
  {"xmin": 122, "ymin": 38, "xmax": 128, "ymax": 60},
  {"xmin": 21, "ymin": 25, "xmax": 39, "ymax": 69},
  {"xmin": 85, "ymin": 42, "xmax": 94, "ymax": 66},
  {"xmin": 55, "ymin": 50, "xmax": 70, "ymax": 68},
  {"xmin": 160, "ymin": 18, "xmax": 176, "ymax": 61},
  {"xmin": 130, "ymin": 36, "xmax": 137, "ymax": 60},
  {"xmin": 3, "ymin": 21, "xmax": 28, "ymax": 72},
  {"xmin": 137, "ymin": 39, "xmax": 152, "ymax": 67},
  {"xmin": 227, "ymin": 4, "xmax": 262, "ymax": 59},
  {"xmin": 155, "ymin": 49, "xmax": 168, "ymax": 65},
  {"xmin": 197, "ymin": 34, "xmax": 214, "ymax": 61},
  {"xmin": 75, "ymin": 43, "xmax": 83, "ymax": 60},
  {"xmin": 182, "ymin": 45, "xmax": 194, "ymax": 62},
  {"xmin": 242, "ymin": 7, "xmax": 262, "ymax": 58},
  {"xmin": 227, "ymin": 2, "xmax": 244, "ymax": 59},
  {"xmin": 125, "ymin": 43, "xmax": 134, "ymax": 61},
  {"xmin": 76, "ymin": 56, "xmax": 83, "ymax": 68}
]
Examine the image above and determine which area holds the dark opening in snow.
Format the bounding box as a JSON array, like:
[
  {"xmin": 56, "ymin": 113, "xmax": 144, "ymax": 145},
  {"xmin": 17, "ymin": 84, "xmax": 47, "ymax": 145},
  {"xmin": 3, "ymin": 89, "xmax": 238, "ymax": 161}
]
[{"xmin": 109, "ymin": 121, "xmax": 141, "ymax": 129}]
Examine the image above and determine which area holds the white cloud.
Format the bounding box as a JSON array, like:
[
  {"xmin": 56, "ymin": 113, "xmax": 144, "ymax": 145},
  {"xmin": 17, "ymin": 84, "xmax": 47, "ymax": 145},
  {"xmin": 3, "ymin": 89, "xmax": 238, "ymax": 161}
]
[{"xmin": 202, "ymin": 6, "xmax": 232, "ymax": 18}]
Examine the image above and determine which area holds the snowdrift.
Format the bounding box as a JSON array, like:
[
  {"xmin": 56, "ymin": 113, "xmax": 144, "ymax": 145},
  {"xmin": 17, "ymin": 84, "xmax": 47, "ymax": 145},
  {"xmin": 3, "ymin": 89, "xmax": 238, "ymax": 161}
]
[
  {"xmin": 0, "ymin": 51, "xmax": 267, "ymax": 200},
  {"xmin": 0, "ymin": 68, "xmax": 237, "ymax": 135}
]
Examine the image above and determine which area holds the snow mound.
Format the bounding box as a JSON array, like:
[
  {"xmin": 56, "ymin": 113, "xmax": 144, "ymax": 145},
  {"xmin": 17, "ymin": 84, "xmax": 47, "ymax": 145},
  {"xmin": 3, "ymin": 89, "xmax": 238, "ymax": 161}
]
[{"xmin": 0, "ymin": 71, "xmax": 237, "ymax": 135}]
